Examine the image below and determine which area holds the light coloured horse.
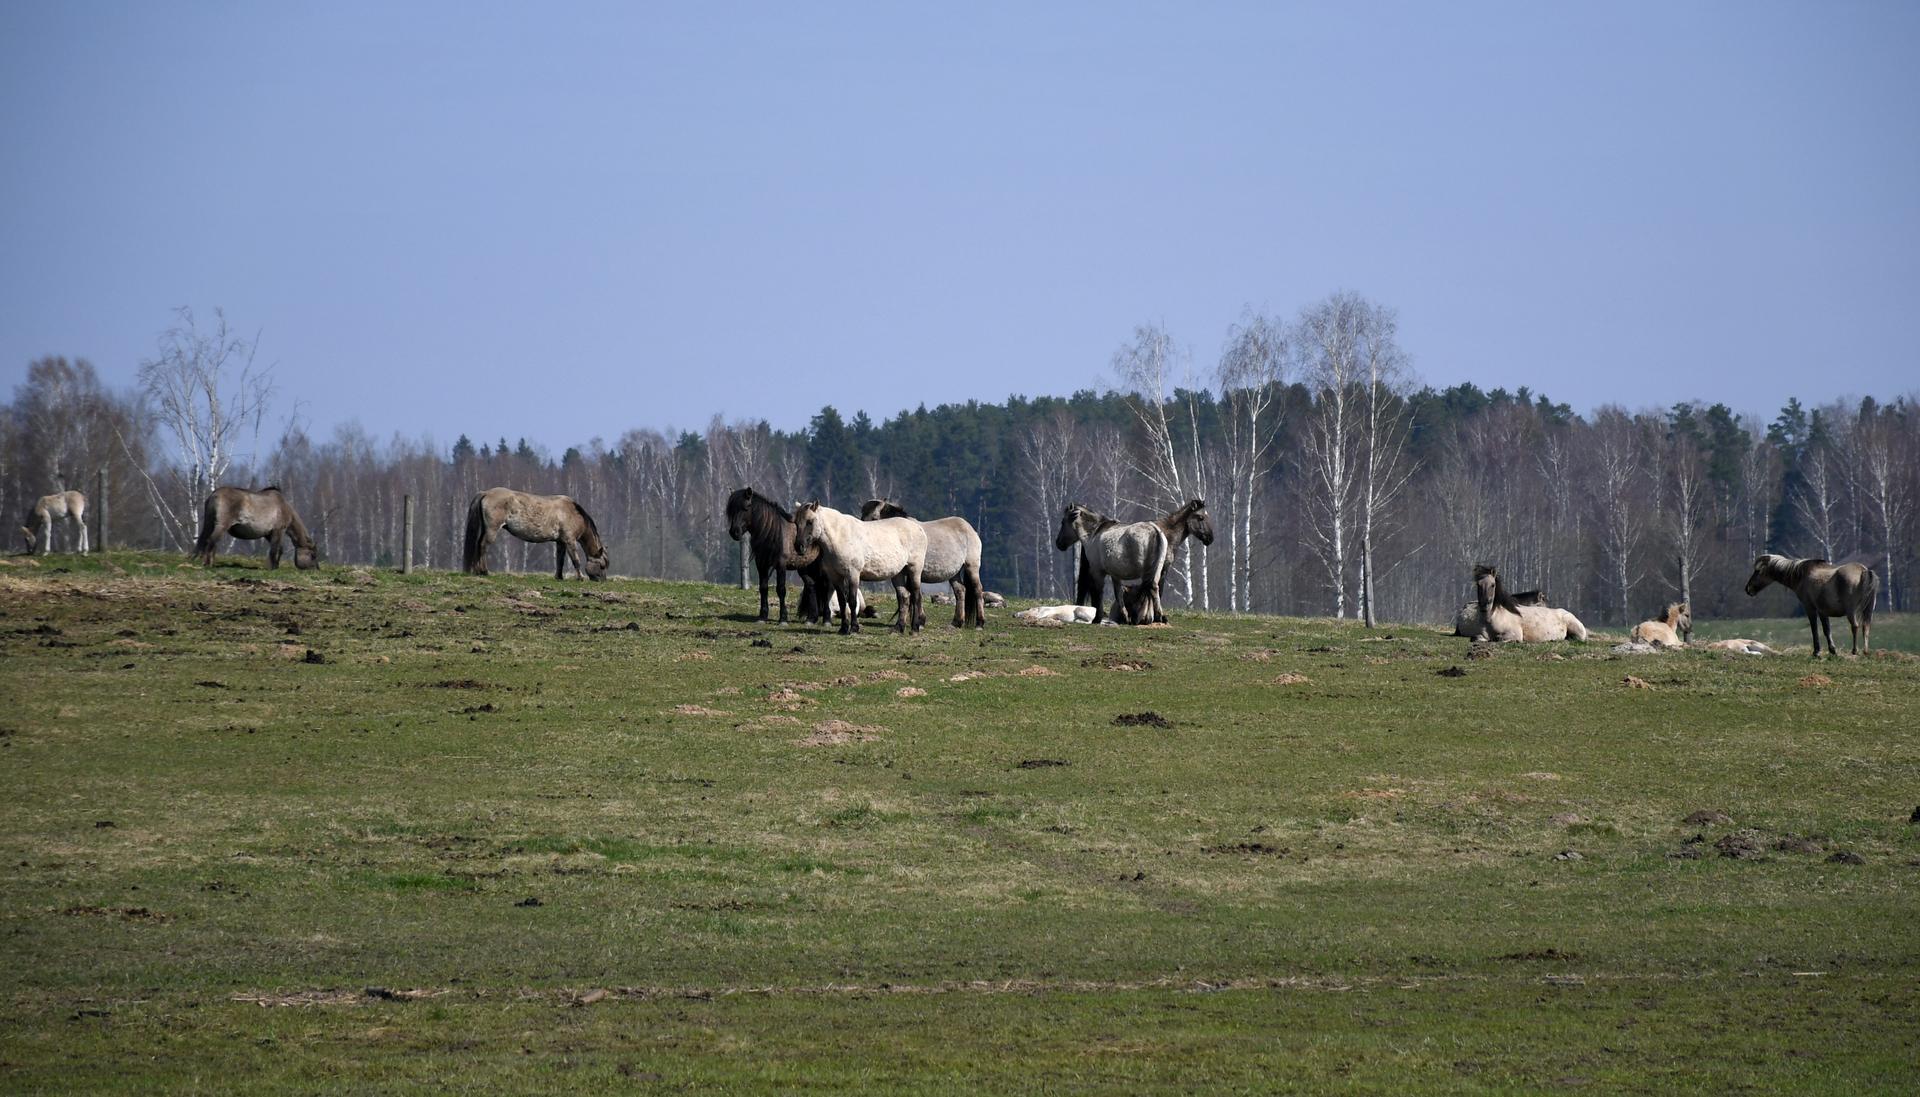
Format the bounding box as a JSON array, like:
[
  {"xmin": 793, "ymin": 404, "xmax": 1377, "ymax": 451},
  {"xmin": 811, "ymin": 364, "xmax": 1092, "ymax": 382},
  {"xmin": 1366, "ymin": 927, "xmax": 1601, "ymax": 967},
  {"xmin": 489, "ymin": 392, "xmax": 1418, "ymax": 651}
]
[
  {"xmin": 1452, "ymin": 587, "xmax": 1544, "ymax": 637},
  {"xmin": 1744, "ymin": 554, "xmax": 1875, "ymax": 656},
  {"xmin": 1074, "ymin": 500, "xmax": 1215, "ymax": 623},
  {"xmin": 1472, "ymin": 565, "xmax": 1589, "ymax": 642},
  {"xmin": 792, "ymin": 502, "xmax": 927, "ymax": 634},
  {"xmin": 1630, "ymin": 602, "xmax": 1692, "ymax": 648},
  {"xmin": 194, "ymin": 486, "xmax": 316, "ymax": 569},
  {"xmin": 1055, "ymin": 504, "xmax": 1167, "ymax": 626},
  {"xmin": 22, "ymin": 490, "xmax": 87, "ymax": 555},
  {"xmin": 860, "ymin": 499, "xmax": 985, "ymax": 629},
  {"xmin": 1016, "ymin": 604, "xmax": 1098, "ymax": 624},
  {"xmin": 464, "ymin": 488, "xmax": 608, "ymax": 580},
  {"xmin": 1703, "ymin": 638, "xmax": 1780, "ymax": 656}
]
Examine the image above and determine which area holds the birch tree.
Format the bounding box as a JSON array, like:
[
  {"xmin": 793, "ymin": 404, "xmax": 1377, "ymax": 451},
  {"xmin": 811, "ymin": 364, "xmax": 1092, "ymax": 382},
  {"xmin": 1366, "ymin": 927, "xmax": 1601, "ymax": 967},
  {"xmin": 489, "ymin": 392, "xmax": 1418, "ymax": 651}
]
[
  {"xmin": 1216, "ymin": 312, "xmax": 1285, "ymax": 612},
  {"xmin": 134, "ymin": 308, "xmax": 275, "ymax": 548}
]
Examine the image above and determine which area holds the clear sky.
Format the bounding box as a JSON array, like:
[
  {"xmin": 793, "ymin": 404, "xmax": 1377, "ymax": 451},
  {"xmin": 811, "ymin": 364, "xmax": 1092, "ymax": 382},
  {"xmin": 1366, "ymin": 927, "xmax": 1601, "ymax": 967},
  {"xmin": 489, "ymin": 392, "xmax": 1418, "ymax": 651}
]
[{"xmin": 3, "ymin": 2, "xmax": 1915, "ymax": 449}]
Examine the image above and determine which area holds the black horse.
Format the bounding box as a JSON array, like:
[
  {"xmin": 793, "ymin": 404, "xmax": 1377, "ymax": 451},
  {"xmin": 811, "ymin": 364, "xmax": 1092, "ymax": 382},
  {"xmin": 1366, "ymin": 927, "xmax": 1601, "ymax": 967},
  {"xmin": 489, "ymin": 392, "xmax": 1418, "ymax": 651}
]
[{"xmin": 725, "ymin": 487, "xmax": 829, "ymax": 624}]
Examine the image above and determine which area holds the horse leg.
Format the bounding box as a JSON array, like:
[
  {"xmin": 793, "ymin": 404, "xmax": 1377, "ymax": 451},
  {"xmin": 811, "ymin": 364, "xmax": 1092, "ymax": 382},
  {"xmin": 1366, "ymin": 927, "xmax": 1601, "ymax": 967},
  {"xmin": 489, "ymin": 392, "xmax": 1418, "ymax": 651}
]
[
  {"xmin": 840, "ymin": 577, "xmax": 858, "ymax": 635},
  {"xmin": 76, "ymin": 514, "xmax": 88, "ymax": 554},
  {"xmin": 268, "ymin": 530, "xmax": 284, "ymax": 569},
  {"xmin": 966, "ymin": 564, "xmax": 986, "ymax": 629},
  {"xmin": 775, "ymin": 566, "xmax": 789, "ymax": 624},
  {"xmin": 904, "ymin": 567, "xmax": 923, "ymax": 634}
]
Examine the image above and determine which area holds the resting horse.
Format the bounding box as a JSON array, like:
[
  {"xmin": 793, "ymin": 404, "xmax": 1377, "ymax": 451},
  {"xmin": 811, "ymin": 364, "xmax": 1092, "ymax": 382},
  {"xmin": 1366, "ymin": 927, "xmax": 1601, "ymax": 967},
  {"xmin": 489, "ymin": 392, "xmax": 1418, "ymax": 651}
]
[
  {"xmin": 1630, "ymin": 602, "xmax": 1692, "ymax": 649},
  {"xmin": 1744, "ymin": 554, "xmax": 1875, "ymax": 656},
  {"xmin": 791, "ymin": 502, "xmax": 926, "ymax": 634},
  {"xmin": 1452, "ymin": 587, "xmax": 1544, "ymax": 637},
  {"xmin": 194, "ymin": 486, "xmax": 317, "ymax": 569},
  {"xmin": 727, "ymin": 487, "xmax": 829, "ymax": 623},
  {"xmin": 1470, "ymin": 565, "xmax": 1588, "ymax": 642},
  {"xmin": 22, "ymin": 490, "xmax": 87, "ymax": 555},
  {"xmin": 860, "ymin": 499, "xmax": 986, "ymax": 628},
  {"xmin": 1055, "ymin": 504, "xmax": 1167, "ymax": 625},
  {"xmin": 464, "ymin": 487, "xmax": 608, "ymax": 580}
]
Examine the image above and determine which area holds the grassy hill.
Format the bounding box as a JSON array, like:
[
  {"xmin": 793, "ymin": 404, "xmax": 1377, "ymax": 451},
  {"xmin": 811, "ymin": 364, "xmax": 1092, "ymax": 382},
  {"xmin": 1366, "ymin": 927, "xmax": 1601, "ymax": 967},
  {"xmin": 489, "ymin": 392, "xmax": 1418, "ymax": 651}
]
[{"xmin": 3, "ymin": 552, "xmax": 1917, "ymax": 1093}]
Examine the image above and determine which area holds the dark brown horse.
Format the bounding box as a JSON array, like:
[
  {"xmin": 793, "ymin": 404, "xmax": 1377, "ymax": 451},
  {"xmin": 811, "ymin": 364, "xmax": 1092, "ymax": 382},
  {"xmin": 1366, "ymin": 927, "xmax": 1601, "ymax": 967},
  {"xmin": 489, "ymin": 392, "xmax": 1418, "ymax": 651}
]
[
  {"xmin": 726, "ymin": 487, "xmax": 828, "ymax": 623},
  {"xmin": 194, "ymin": 486, "xmax": 317, "ymax": 569},
  {"xmin": 464, "ymin": 488, "xmax": 608, "ymax": 580},
  {"xmin": 1744, "ymin": 554, "xmax": 1876, "ymax": 656}
]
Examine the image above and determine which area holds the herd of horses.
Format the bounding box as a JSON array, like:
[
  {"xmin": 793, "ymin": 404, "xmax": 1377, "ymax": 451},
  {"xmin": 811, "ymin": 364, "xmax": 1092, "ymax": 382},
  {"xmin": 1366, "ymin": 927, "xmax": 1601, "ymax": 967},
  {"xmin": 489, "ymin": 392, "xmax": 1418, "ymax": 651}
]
[{"xmin": 16, "ymin": 481, "xmax": 1883, "ymax": 655}]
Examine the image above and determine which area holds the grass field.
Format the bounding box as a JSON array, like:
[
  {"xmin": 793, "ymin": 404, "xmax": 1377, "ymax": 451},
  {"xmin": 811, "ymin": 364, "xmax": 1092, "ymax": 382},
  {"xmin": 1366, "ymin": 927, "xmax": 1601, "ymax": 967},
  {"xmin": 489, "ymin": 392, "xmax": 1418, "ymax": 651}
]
[{"xmin": 3, "ymin": 551, "xmax": 1917, "ymax": 1093}]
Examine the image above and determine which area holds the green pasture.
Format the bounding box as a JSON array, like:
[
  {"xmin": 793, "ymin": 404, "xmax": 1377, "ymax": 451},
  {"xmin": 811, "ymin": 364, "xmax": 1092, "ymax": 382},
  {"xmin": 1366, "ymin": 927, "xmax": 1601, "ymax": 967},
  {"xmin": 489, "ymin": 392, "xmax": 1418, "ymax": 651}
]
[{"xmin": 2, "ymin": 552, "xmax": 1916, "ymax": 1093}]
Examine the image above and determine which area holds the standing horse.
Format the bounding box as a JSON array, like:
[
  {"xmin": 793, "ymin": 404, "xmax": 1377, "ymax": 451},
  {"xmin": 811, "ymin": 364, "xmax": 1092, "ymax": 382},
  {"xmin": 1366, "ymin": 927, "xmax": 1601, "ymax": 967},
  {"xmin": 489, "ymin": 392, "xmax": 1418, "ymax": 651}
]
[
  {"xmin": 1073, "ymin": 501, "xmax": 1213, "ymax": 623},
  {"xmin": 464, "ymin": 488, "xmax": 608, "ymax": 580},
  {"xmin": 726, "ymin": 488, "xmax": 829, "ymax": 623},
  {"xmin": 21, "ymin": 490, "xmax": 87, "ymax": 555},
  {"xmin": 194, "ymin": 486, "xmax": 317, "ymax": 569},
  {"xmin": 1471, "ymin": 565, "xmax": 1588, "ymax": 642},
  {"xmin": 1744, "ymin": 554, "xmax": 1875, "ymax": 656},
  {"xmin": 859, "ymin": 499, "xmax": 986, "ymax": 628},
  {"xmin": 791, "ymin": 502, "xmax": 926, "ymax": 634},
  {"xmin": 1630, "ymin": 602, "xmax": 1693, "ymax": 648},
  {"xmin": 1055, "ymin": 504, "xmax": 1168, "ymax": 625}
]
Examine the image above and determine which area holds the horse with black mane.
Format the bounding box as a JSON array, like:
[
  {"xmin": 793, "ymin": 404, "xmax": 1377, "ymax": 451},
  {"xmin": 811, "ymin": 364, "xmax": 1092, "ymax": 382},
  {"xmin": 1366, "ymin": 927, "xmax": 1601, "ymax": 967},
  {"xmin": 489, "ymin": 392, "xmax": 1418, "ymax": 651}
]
[
  {"xmin": 194, "ymin": 485, "xmax": 317, "ymax": 570},
  {"xmin": 1074, "ymin": 500, "xmax": 1213, "ymax": 623},
  {"xmin": 1744, "ymin": 554, "xmax": 1875, "ymax": 656},
  {"xmin": 726, "ymin": 487, "xmax": 828, "ymax": 624},
  {"xmin": 859, "ymin": 499, "xmax": 986, "ymax": 628},
  {"xmin": 464, "ymin": 487, "xmax": 608, "ymax": 580}
]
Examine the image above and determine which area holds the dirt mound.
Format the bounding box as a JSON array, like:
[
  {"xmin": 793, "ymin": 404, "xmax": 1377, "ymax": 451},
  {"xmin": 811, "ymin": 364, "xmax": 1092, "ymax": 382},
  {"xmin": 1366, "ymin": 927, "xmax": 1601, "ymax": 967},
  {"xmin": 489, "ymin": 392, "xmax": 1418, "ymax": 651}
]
[
  {"xmin": 797, "ymin": 720, "xmax": 886, "ymax": 747},
  {"xmin": 1113, "ymin": 712, "xmax": 1171, "ymax": 729},
  {"xmin": 1797, "ymin": 674, "xmax": 1833, "ymax": 688},
  {"xmin": 1271, "ymin": 672, "xmax": 1311, "ymax": 685},
  {"xmin": 1622, "ymin": 675, "xmax": 1654, "ymax": 689}
]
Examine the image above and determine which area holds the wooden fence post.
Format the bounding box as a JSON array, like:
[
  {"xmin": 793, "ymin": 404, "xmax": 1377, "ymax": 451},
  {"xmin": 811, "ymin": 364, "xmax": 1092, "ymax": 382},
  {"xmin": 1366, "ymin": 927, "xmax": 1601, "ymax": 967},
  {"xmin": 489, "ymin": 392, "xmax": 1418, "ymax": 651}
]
[
  {"xmin": 94, "ymin": 467, "xmax": 107, "ymax": 553},
  {"xmin": 401, "ymin": 495, "xmax": 415, "ymax": 574}
]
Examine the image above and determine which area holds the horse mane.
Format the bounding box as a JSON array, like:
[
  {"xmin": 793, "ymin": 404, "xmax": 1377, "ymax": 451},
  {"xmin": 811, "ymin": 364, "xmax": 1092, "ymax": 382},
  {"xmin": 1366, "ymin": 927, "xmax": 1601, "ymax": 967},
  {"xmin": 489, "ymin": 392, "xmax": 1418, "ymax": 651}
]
[
  {"xmin": 260, "ymin": 484, "xmax": 283, "ymax": 494},
  {"xmin": 571, "ymin": 500, "xmax": 602, "ymax": 542},
  {"xmin": 1474, "ymin": 564, "xmax": 1523, "ymax": 616},
  {"xmin": 731, "ymin": 487, "xmax": 792, "ymax": 523},
  {"xmin": 865, "ymin": 499, "xmax": 912, "ymax": 519}
]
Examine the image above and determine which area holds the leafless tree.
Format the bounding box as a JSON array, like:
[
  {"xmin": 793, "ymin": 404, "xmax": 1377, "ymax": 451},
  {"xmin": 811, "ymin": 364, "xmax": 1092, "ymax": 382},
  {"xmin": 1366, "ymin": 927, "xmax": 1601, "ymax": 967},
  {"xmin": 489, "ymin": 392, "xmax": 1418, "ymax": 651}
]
[
  {"xmin": 1854, "ymin": 405, "xmax": 1915, "ymax": 610},
  {"xmin": 132, "ymin": 308, "xmax": 275, "ymax": 548},
  {"xmin": 1216, "ymin": 311, "xmax": 1285, "ymax": 612},
  {"xmin": 1112, "ymin": 324, "xmax": 1203, "ymax": 604},
  {"xmin": 1588, "ymin": 407, "xmax": 1651, "ymax": 624}
]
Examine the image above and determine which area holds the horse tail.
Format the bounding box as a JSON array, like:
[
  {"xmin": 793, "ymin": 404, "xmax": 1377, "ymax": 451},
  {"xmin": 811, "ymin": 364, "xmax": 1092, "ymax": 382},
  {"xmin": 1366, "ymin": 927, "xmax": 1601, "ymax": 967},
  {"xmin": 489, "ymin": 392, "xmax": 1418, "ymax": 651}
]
[
  {"xmin": 192, "ymin": 493, "xmax": 220, "ymax": 560},
  {"xmin": 1861, "ymin": 568, "xmax": 1878, "ymax": 623},
  {"xmin": 1562, "ymin": 610, "xmax": 1589, "ymax": 642},
  {"xmin": 463, "ymin": 494, "xmax": 487, "ymax": 572}
]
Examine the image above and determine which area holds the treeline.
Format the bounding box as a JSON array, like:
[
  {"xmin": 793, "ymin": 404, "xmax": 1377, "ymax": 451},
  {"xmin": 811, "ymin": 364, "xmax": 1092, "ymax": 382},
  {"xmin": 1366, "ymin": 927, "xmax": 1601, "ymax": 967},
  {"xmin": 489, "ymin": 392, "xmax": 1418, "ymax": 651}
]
[{"xmin": 5, "ymin": 302, "xmax": 1915, "ymax": 625}]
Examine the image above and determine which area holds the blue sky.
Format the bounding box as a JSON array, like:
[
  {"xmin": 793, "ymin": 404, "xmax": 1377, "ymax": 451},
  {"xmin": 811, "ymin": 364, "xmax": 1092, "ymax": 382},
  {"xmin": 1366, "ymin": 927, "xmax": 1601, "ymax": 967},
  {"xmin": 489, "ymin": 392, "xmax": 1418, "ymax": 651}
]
[{"xmin": 3, "ymin": 2, "xmax": 1915, "ymax": 448}]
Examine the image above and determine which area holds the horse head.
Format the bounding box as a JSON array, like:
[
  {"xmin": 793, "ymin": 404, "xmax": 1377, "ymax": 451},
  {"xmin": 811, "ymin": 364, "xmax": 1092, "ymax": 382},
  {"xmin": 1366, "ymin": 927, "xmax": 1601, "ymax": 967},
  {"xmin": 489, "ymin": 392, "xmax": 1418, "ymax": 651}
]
[
  {"xmin": 725, "ymin": 487, "xmax": 753, "ymax": 540},
  {"xmin": 19, "ymin": 523, "xmax": 36, "ymax": 553},
  {"xmin": 294, "ymin": 544, "xmax": 319, "ymax": 570},
  {"xmin": 1745, "ymin": 555, "xmax": 1784, "ymax": 596},
  {"xmin": 1054, "ymin": 505, "xmax": 1090, "ymax": 551},
  {"xmin": 792, "ymin": 502, "xmax": 823, "ymax": 555},
  {"xmin": 582, "ymin": 546, "xmax": 609, "ymax": 581},
  {"xmin": 1182, "ymin": 500, "xmax": 1214, "ymax": 546}
]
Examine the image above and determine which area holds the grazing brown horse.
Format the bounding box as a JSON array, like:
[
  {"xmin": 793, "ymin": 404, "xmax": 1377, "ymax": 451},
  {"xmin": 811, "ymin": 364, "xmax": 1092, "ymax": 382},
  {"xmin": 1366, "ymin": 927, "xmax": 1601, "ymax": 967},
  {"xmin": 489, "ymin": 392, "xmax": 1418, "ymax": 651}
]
[
  {"xmin": 464, "ymin": 488, "xmax": 608, "ymax": 580},
  {"xmin": 1630, "ymin": 602, "xmax": 1692, "ymax": 649},
  {"xmin": 859, "ymin": 499, "xmax": 986, "ymax": 629},
  {"xmin": 194, "ymin": 486, "xmax": 317, "ymax": 569},
  {"xmin": 726, "ymin": 487, "xmax": 828, "ymax": 623},
  {"xmin": 22, "ymin": 490, "xmax": 87, "ymax": 554},
  {"xmin": 1744, "ymin": 554, "xmax": 1875, "ymax": 656}
]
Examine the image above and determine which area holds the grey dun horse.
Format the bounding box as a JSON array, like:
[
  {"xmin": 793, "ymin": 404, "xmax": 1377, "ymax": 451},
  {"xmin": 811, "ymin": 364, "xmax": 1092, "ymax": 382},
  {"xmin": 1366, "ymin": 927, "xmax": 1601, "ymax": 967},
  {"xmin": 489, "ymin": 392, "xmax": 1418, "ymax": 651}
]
[
  {"xmin": 194, "ymin": 486, "xmax": 317, "ymax": 569},
  {"xmin": 860, "ymin": 499, "xmax": 986, "ymax": 629},
  {"xmin": 1744, "ymin": 554, "xmax": 1875, "ymax": 656},
  {"xmin": 464, "ymin": 488, "xmax": 609, "ymax": 580}
]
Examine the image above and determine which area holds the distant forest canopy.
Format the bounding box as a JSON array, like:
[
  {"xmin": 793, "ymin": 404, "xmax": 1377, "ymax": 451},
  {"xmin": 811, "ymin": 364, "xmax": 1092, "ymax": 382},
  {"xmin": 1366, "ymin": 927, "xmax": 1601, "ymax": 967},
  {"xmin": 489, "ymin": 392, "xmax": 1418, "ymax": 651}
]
[{"xmin": 5, "ymin": 300, "xmax": 1915, "ymax": 625}]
